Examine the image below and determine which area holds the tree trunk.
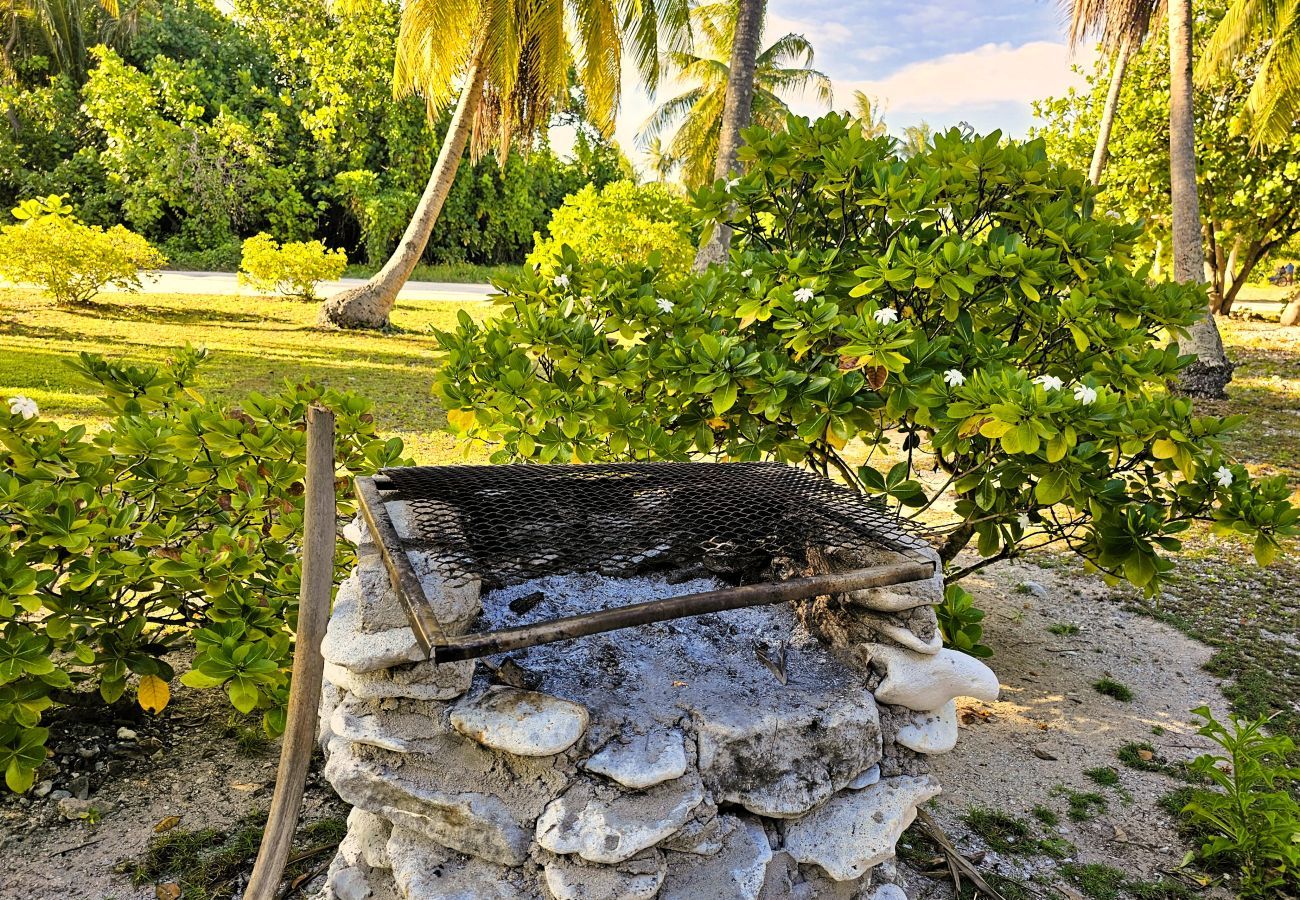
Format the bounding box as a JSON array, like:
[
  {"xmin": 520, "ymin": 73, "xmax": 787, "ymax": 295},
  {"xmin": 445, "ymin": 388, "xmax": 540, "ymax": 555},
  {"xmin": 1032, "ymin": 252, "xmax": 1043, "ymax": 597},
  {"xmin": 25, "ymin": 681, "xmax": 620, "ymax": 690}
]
[
  {"xmin": 1089, "ymin": 37, "xmax": 1131, "ymax": 186},
  {"xmin": 693, "ymin": 0, "xmax": 764, "ymax": 271},
  {"xmin": 1167, "ymin": 0, "xmax": 1233, "ymax": 398},
  {"xmin": 1281, "ymin": 292, "xmax": 1300, "ymax": 326},
  {"xmin": 320, "ymin": 41, "xmax": 488, "ymax": 329}
]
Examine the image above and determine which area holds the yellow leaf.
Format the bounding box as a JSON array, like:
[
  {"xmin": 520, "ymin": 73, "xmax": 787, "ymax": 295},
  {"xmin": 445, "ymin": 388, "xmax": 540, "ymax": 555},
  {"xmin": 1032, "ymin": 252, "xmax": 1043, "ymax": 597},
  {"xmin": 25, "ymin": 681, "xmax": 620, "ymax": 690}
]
[
  {"xmin": 446, "ymin": 408, "xmax": 476, "ymax": 431},
  {"xmin": 156, "ymin": 884, "xmax": 181, "ymax": 900},
  {"xmin": 138, "ymin": 674, "xmax": 170, "ymax": 714},
  {"xmin": 1152, "ymin": 438, "xmax": 1178, "ymax": 460},
  {"xmin": 979, "ymin": 419, "xmax": 1013, "ymax": 439},
  {"xmin": 154, "ymin": 815, "xmax": 182, "ymax": 833}
]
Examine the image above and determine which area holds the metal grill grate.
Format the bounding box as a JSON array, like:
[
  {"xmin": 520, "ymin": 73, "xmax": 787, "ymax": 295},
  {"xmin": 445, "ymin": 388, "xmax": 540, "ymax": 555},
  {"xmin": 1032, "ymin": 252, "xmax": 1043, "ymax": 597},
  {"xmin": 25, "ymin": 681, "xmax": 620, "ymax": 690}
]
[{"xmin": 376, "ymin": 462, "xmax": 935, "ymax": 590}]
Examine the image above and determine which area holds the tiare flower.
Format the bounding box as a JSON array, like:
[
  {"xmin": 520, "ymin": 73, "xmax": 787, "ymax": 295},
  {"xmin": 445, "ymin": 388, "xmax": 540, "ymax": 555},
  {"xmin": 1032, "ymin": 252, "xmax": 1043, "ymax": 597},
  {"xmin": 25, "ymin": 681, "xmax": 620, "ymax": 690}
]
[{"xmin": 7, "ymin": 396, "xmax": 37, "ymax": 420}]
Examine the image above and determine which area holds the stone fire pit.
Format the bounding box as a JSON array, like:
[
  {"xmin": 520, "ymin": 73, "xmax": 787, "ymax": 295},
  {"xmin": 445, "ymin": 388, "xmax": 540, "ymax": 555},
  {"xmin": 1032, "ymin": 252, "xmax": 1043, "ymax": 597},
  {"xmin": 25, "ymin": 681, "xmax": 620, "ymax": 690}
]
[{"xmin": 315, "ymin": 464, "xmax": 999, "ymax": 900}]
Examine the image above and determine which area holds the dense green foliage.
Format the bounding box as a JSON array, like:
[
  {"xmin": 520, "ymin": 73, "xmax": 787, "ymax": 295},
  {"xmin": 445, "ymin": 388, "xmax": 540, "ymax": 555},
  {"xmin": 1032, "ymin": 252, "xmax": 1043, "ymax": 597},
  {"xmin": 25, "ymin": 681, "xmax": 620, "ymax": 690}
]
[
  {"xmin": 0, "ymin": 194, "xmax": 165, "ymax": 304},
  {"xmin": 435, "ymin": 113, "xmax": 1297, "ymax": 594},
  {"xmin": 1182, "ymin": 706, "xmax": 1300, "ymax": 897},
  {"xmin": 1034, "ymin": 0, "xmax": 1300, "ymax": 313},
  {"xmin": 238, "ymin": 232, "xmax": 347, "ymax": 300},
  {"xmin": 0, "ymin": 0, "xmax": 628, "ymax": 268},
  {"xmin": 528, "ymin": 180, "xmax": 697, "ymax": 278},
  {"xmin": 0, "ymin": 349, "xmax": 407, "ymax": 792}
]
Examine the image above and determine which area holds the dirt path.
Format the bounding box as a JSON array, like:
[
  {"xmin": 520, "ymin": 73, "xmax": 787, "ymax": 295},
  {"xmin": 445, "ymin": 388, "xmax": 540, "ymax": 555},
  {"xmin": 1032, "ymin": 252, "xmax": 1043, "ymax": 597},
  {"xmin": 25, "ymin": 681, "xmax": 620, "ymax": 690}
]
[{"xmin": 913, "ymin": 557, "xmax": 1231, "ymax": 897}]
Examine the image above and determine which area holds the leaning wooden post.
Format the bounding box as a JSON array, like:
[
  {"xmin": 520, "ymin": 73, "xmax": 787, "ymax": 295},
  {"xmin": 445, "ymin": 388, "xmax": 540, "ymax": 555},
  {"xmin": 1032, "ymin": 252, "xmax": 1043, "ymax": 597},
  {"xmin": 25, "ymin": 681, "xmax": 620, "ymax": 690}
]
[{"xmin": 245, "ymin": 404, "xmax": 337, "ymax": 900}]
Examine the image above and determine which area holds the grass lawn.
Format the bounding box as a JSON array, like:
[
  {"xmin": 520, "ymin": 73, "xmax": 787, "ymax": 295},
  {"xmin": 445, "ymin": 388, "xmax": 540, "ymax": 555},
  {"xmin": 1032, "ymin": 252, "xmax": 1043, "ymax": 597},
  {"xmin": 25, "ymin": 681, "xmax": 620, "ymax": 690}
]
[{"xmin": 0, "ymin": 288, "xmax": 495, "ymax": 463}]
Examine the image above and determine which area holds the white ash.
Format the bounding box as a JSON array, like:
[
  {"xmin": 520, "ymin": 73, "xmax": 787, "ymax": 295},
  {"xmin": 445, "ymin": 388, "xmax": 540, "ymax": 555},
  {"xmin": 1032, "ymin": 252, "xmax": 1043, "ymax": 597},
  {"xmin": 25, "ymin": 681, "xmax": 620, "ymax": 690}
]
[{"xmin": 477, "ymin": 572, "xmax": 867, "ymax": 725}]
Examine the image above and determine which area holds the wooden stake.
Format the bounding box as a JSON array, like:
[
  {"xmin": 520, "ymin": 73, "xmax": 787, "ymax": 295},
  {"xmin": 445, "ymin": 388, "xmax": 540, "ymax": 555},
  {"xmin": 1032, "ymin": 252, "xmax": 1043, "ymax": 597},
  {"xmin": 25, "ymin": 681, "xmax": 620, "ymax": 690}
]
[{"xmin": 244, "ymin": 405, "xmax": 336, "ymax": 900}]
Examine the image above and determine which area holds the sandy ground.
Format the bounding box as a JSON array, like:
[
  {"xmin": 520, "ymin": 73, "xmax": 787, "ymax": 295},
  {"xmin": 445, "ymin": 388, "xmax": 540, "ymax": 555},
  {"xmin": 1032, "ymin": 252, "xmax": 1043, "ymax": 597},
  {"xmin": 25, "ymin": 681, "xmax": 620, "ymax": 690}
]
[
  {"xmin": 916, "ymin": 557, "xmax": 1231, "ymax": 896},
  {"xmin": 0, "ymin": 557, "xmax": 1229, "ymax": 899}
]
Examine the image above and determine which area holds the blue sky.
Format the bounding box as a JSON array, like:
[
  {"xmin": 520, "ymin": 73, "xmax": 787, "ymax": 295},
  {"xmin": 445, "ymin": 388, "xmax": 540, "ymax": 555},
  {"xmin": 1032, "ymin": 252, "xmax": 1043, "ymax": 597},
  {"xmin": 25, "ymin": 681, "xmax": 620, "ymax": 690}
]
[{"xmin": 595, "ymin": 0, "xmax": 1098, "ymax": 174}]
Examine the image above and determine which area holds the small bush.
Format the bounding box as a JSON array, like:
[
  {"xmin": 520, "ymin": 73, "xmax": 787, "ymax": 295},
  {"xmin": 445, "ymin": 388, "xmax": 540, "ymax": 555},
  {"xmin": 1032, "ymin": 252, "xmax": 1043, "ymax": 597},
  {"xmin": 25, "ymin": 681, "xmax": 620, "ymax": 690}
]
[
  {"xmin": 238, "ymin": 232, "xmax": 347, "ymax": 301},
  {"xmin": 1085, "ymin": 765, "xmax": 1121, "ymax": 787},
  {"xmin": 0, "ymin": 195, "xmax": 167, "ymax": 305},
  {"xmin": 1181, "ymin": 706, "xmax": 1300, "ymax": 897},
  {"xmin": 1093, "ymin": 677, "xmax": 1134, "ymax": 702},
  {"xmin": 0, "ymin": 349, "xmax": 407, "ymax": 793},
  {"xmin": 527, "ymin": 180, "xmax": 696, "ymax": 279}
]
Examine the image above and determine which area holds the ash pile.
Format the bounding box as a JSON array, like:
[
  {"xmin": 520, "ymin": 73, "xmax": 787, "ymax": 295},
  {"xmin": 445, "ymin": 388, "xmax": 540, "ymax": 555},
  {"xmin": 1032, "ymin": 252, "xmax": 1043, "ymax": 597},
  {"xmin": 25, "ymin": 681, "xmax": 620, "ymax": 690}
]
[{"xmin": 315, "ymin": 475, "xmax": 999, "ymax": 900}]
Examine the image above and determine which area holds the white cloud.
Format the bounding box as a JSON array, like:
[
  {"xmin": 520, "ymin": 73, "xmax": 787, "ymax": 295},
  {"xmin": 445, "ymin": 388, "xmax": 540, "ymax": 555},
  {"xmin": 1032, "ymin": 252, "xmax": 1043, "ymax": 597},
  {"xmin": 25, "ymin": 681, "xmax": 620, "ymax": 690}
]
[
  {"xmin": 827, "ymin": 40, "xmax": 1096, "ymax": 127},
  {"xmin": 765, "ymin": 13, "xmax": 855, "ymax": 50}
]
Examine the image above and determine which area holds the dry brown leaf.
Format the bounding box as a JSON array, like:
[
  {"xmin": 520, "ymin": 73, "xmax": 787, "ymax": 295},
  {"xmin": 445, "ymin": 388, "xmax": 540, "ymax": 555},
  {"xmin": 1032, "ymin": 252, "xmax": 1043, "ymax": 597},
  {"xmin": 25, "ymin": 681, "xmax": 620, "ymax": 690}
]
[
  {"xmin": 1137, "ymin": 748, "xmax": 1154, "ymax": 761},
  {"xmin": 155, "ymin": 883, "xmax": 181, "ymax": 900},
  {"xmin": 153, "ymin": 815, "xmax": 181, "ymax": 834},
  {"xmin": 230, "ymin": 781, "xmax": 264, "ymax": 793}
]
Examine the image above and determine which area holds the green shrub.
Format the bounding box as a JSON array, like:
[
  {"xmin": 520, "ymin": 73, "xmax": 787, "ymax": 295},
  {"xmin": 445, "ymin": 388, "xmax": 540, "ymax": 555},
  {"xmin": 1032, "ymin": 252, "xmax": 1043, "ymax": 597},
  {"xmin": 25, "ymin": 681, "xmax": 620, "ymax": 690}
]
[
  {"xmin": 434, "ymin": 113, "xmax": 1297, "ymax": 596},
  {"xmin": 1181, "ymin": 706, "xmax": 1300, "ymax": 897},
  {"xmin": 527, "ymin": 180, "xmax": 696, "ymax": 279},
  {"xmin": 238, "ymin": 232, "xmax": 347, "ymax": 300},
  {"xmin": 0, "ymin": 195, "xmax": 167, "ymax": 305},
  {"xmin": 0, "ymin": 349, "xmax": 407, "ymax": 792}
]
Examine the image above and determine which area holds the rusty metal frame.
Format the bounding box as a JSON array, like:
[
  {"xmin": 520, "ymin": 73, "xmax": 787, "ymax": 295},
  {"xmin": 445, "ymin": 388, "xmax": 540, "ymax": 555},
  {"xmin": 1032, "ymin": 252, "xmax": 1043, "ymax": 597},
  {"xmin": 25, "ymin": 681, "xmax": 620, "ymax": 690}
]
[{"xmin": 353, "ymin": 475, "xmax": 935, "ymax": 664}]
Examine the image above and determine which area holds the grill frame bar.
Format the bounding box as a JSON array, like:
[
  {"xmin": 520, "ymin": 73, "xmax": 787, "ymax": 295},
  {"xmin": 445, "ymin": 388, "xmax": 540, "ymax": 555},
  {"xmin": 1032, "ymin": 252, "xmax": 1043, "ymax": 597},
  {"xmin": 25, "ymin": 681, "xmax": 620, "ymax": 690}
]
[{"xmin": 352, "ymin": 468, "xmax": 937, "ymax": 663}]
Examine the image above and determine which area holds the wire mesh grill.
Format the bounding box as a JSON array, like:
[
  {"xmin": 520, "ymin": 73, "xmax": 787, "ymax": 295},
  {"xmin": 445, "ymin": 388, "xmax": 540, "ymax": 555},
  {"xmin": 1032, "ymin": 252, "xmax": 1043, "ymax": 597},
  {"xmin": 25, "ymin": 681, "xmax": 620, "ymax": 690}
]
[{"xmin": 376, "ymin": 462, "xmax": 935, "ymax": 590}]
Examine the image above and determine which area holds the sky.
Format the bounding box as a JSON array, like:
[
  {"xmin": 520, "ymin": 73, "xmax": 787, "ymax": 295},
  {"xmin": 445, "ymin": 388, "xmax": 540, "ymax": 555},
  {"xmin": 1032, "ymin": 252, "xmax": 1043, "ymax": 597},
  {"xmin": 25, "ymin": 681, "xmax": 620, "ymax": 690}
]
[{"xmin": 565, "ymin": 0, "xmax": 1100, "ymax": 177}]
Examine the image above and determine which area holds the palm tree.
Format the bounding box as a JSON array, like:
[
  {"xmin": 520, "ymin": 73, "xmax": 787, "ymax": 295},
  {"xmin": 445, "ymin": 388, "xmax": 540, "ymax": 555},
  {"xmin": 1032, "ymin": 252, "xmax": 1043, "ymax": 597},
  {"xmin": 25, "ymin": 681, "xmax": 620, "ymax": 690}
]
[
  {"xmin": 1067, "ymin": 0, "xmax": 1232, "ymax": 395},
  {"xmin": 319, "ymin": 0, "xmax": 690, "ymax": 329},
  {"xmin": 1063, "ymin": 0, "xmax": 1162, "ymax": 185},
  {"xmin": 1, "ymin": 0, "xmax": 123, "ymax": 87},
  {"xmin": 1198, "ymin": 0, "xmax": 1300, "ymax": 147},
  {"xmin": 848, "ymin": 90, "xmax": 888, "ymax": 139},
  {"xmin": 644, "ymin": 136, "xmax": 677, "ymax": 181},
  {"xmin": 638, "ymin": 2, "xmax": 832, "ymax": 190},
  {"xmin": 1169, "ymin": 0, "xmax": 1232, "ymax": 396}
]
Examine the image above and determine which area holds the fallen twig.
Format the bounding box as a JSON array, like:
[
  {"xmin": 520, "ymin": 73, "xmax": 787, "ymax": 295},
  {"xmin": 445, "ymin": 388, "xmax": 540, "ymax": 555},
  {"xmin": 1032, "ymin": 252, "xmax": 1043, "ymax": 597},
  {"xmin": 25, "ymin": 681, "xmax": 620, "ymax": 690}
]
[{"xmin": 914, "ymin": 809, "xmax": 1010, "ymax": 900}]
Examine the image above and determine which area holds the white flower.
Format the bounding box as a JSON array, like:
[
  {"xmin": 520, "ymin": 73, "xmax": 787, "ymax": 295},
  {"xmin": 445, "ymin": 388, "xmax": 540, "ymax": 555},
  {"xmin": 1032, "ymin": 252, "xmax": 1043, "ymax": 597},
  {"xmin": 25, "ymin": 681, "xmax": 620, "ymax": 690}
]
[
  {"xmin": 943, "ymin": 369, "xmax": 966, "ymax": 387},
  {"xmin": 793, "ymin": 287, "xmax": 815, "ymax": 304},
  {"xmin": 1034, "ymin": 374, "xmax": 1064, "ymax": 392},
  {"xmin": 7, "ymin": 396, "xmax": 37, "ymax": 420},
  {"xmin": 1072, "ymin": 383, "xmax": 1098, "ymax": 405},
  {"xmin": 873, "ymin": 307, "xmax": 899, "ymax": 325},
  {"xmin": 656, "ymin": 297, "xmax": 674, "ymax": 313},
  {"xmin": 1214, "ymin": 465, "xmax": 1234, "ymax": 487},
  {"xmin": 726, "ymin": 177, "xmax": 740, "ymax": 190},
  {"xmin": 553, "ymin": 273, "xmax": 570, "ymax": 289},
  {"xmin": 741, "ymin": 269, "xmax": 753, "ymax": 278}
]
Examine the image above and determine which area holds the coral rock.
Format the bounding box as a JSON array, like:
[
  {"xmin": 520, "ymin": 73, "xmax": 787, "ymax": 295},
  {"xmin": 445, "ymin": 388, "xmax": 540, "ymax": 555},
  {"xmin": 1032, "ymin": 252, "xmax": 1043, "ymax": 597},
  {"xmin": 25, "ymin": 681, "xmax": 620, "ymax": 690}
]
[
  {"xmin": 543, "ymin": 849, "xmax": 667, "ymax": 900},
  {"xmin": 785, "ymin": 775, "xmax": 942, "ymax": 881},
  {"xmin": 584, "ymin": 729, "xmax": 688, "ymax": 790},
  {"xmin": 660, "ymin": 817, "xmax": 772, "ymax": 900},
  {"xmin": 870, "ymin": 645, "xmax": 999, "ymax": 711},
  {"xmin": 536, "ymin": 774, "xmax": 706, "ymax": 864},
  {"xmin": 895, "ymin": 700, "xmax": 959, "ymax": 755},
  {"xmin": 449, "ymin": 686, "xmax": 589, "ymax": 757}
]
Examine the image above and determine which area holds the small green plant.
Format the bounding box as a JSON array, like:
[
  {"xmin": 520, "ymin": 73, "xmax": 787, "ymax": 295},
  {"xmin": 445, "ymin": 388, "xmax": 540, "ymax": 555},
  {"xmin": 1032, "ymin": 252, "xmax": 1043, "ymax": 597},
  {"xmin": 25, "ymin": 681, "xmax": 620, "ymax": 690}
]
[
  {"xmin": 1085, "ymin": 765, "xmax": 1121, "ymax": 787},
  {"xmin": 0, "ymin": 195, "xmax": 167, "ymax": 305},
  {"xmin": 1060, "ymin": 863, "xmax": 1196, "ymax": 900},
  {"xmin": 1062, "ymin": 788, "xmax": 1109, "ymax": 821},
  {"xmin": 1118, "ymin": 740, "xmax": 1186, "ymax": 777},
  {"xmin": 936, "ymin": 584, "xmax": 993, "ymax": 658},
  {"xmin": 1152, "ymin": 724, "xmax": 1166, "ymax": 736},
  {"xmin": 1180, "ymin": 705, "xmax": 1300, "ymax": 897},
  {"xmin": 1093, "ymin": 677, "xmax": 1134, "ymax": 702},
  {"xmin": 1031, "ymin": 804, "xmax": 1060, "ymax": 828},
  {"xmin": 963, "ymin": 807, "xmax": 1033, "ymax": 853},
  {"xmin": 238, "ymin": 232, "xmax": 347, "ymax": 301},
  {"xmin": 1049, "ymin": 622, "xmax": 1081, "ymax": 636}
]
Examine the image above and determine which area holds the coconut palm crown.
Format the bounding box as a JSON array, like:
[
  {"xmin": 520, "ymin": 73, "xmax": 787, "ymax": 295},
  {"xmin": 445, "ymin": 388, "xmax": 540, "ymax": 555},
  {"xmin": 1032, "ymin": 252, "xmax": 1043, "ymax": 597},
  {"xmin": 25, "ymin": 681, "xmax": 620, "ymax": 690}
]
[{"xmin": 638, "ymin": 1, "xmax": 832, "ymax": 187}]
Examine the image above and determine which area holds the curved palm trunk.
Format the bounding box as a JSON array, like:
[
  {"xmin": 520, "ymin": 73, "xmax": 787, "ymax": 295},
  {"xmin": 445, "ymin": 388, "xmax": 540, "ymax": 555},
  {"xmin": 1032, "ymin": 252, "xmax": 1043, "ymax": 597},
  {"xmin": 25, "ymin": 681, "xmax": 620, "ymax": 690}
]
[
  {"xmin": 1089, "ymin": 37, "xmax": 1131, "ymax": 185},
  {"xmin": 1167, "ymin": 0, "xmax": 1233, "ymax": 398},
  {"xmin": 320, "ymin": 41, "xmax": 487, "ymax": 329},
  {"xmin": 693, "ymin": 0, "xmax": 764, "ymax": 271}
]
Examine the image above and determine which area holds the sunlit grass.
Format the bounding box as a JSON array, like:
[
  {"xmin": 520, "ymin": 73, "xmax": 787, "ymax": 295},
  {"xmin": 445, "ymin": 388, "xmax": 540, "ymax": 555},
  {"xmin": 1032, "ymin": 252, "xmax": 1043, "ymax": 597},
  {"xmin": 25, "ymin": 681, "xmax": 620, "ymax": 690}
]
[{"xmin": 0, "ymin": 288, "xmax": 496, "ymax": 463}]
